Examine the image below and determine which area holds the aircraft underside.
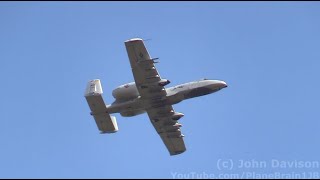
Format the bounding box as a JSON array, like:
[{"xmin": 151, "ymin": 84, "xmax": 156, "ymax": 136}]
[{"xmin": 84, "ymin": 38, "xmax": 227, "ymax": 155}]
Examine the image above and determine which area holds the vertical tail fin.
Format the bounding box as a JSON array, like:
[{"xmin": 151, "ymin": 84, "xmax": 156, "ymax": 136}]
[{"xmin": 84, "ymin": 79, "xmax": 118, "ymax": 133}]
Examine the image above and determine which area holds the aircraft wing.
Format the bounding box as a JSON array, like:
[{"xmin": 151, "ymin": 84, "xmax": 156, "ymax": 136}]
[
  {"xmin": 146, "ymin": 105, "xmax": 186, "ymax": 156},
  {"xmin": 124, "ymin": 38, "xmax": 166, "ymax": 99},
  {"xmin": 125, "ymin": 38, "xmax": 186, "ymax": 155}
]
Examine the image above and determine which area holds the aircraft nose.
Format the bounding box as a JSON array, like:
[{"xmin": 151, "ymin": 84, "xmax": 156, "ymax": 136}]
[
  {"xmin": 220, "ymin": 81, "xmax": 228, "ymax": 88},
  {"xmin": 207, "ymin": 80, "xmax": 228, "ymax": 90}
]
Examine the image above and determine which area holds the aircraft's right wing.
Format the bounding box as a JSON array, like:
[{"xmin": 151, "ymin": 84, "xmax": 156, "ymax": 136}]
[
  {"xmin": 124, "ymin": 38, "xmax": 167, "ymax": 99},
  {"xmin": 146, "ymin": 105, "xmax": 186, "ymax": 156}
]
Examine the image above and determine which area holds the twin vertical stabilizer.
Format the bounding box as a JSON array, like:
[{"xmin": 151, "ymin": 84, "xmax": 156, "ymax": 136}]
[{"xmin": 84, "ymin": 79, "xmax": 118, "ymax": 133}]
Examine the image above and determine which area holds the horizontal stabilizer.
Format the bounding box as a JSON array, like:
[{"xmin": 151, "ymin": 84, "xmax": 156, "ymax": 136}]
[{"xmin": 85, "ymin": 79, "xmax": 118, "ymax": 133}]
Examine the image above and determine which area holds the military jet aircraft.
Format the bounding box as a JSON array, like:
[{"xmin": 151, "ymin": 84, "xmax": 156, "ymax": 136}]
[{"xmin": 84, "ymin": 38, "xmax": 227, "ymax": 156}]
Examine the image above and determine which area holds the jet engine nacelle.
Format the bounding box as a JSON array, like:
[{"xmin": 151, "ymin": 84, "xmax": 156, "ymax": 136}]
[
  {"xmin": 172, "ymin": 112, "xmax": 184, "ymax": 121},
  {"xmin": 112, "ymin": 82, "xmax": 139, "ymax": 101},
  {"xmin": 112, "ymin": 79, "xmax": 170, "ymax": 101}
]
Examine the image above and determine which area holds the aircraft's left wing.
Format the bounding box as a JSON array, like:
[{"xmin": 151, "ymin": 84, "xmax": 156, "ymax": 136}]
[
  {"xmin": 124, "ymin": 38, "xmax": 166, "ymax": 99},
  {"xmin": 146, "ymin": 105, "xmax": 186, "ymax": 156}
]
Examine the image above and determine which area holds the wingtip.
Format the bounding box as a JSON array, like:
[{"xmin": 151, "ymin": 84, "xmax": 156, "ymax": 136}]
[
  {"xmin": 170, "ymin": 150, "xmax": 186, "ymax": 156},
  {"xmin": 125, "ymin": 38, "xmax": 143, "ymax": 43}
]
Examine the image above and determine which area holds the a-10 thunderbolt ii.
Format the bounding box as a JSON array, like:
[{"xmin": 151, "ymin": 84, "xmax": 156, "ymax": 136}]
[{"xmin": 84, "ymin": 38, "xmax": 227, "ymax": 156}]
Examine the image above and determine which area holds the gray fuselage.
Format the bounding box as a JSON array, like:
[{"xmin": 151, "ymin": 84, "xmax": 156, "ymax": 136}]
[{"xmin": 106, "ymin": 79, "xmax": 227, "ymax": 116}]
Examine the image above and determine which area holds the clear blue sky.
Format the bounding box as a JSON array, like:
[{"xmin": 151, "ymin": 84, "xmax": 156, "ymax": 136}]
[{"xmin": 0, "ymin": 2, "xmax": 320, "ymax": 178}]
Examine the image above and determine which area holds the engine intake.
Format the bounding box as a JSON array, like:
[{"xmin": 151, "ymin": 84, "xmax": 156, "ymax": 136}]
[{"xmin": 112, "ymin": 82, "xmax": 139, "ymax": 101}]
